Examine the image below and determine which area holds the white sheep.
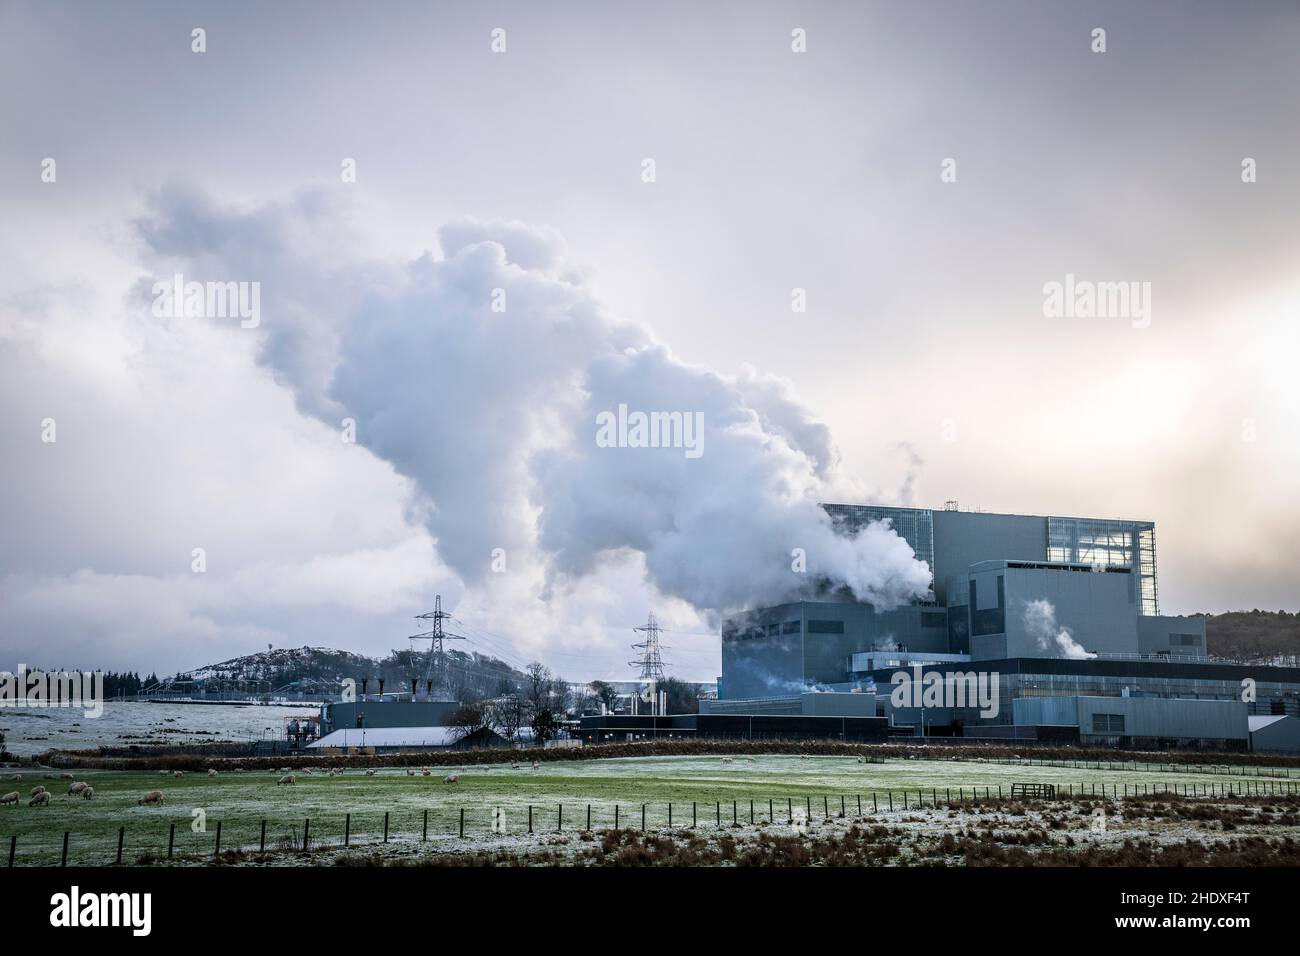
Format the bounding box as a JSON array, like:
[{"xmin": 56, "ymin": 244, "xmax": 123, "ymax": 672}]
[
  {"xmin": 29, "ymin": 791, "xmax": 51, "ymax": 807},
  {"xmin": 443, "ymin": 774, "xmax": 459, "ymax": 784},
  {"xmin": 67, "ymin": 781, "xmax": 87, "ymax": 796},
  {"xmin": 171, "ymin": 770, "xmax": 184, "ymax": 777},
  {"xmin": 421, "ymin": 769, "xmax": 431, "ymax": 777},
  {"xmin": 277, "ymin": 774, "xmax": 295, "ymax": 786},
  {"xmin": 138, "ymin": 790, "xmax": 165, "ymax": 805},
  {"xmin": 59, "ymin": 772, "xmax": 74, "ymax": 780},
  {"xmin": 278, "ymin": 766, "xmax": 291, "ymax": 773},
  {"xmin": 531, "ymin": 760, "xmax": 539, "ymax": 770},
  {"xmin": 406, "ymin": 769, "xmax": 415, "ymax": 776},
  {"xmin": 207, "ymin": 769, "xmax": 218, "ymax": 777},
  {"xmin": 0, "ymin": 791, "xmax": 18, "ymax": 806},
  {"xmin": 30, "ymin": 785, "xmax": 47, "ymax": 797},
  {"xmin": 364, "ymin": 769, "xmax": 376, "ymax": 776},
  {"xmin": 722, "ymin": 757, "xmax": 734, "ymax": 764},
  {"xmin": 81, "ymin": 786, "xmax": 94, "ymax": 800}
]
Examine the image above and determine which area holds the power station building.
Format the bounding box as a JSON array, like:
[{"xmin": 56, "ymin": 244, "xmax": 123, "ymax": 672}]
[{"xmin": 712, "ymin": 503, "xmax": 1300, "ymax": 751}]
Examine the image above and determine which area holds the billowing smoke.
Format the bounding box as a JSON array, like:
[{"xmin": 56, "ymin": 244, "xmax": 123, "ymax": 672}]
[
  {"xmin": 1021, "ymin": 599, "xmax": 1094, "ymax": 659},
  {"xmin": 136, "ymin": 189, "xmax": 932, "ymax": 618}
]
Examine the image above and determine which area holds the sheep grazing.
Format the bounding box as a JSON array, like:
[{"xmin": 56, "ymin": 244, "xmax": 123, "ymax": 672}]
[
  {"xmin": 81, "ymin": 786, "xmax": 94, "ymax": 800},
  {"xmin": 30, "ymin": 785, "xmax": 47, "ymax": 797},
  {"xmin": 364, "ymin": 769, "xmax": 376, "ymax": 776},
  {"xmin": 207, "ymin": 769, "xmax": 218, "ymax": 777},
  {"xmin": 722, "ymin": 757, "xmax": 734, "ymax": 764},
  {"xmin": 68, "ymin": 781, "xmax": 88, "ymax": 796},
  {"xmin": 138, "ymin": 790, "xmax": 165, "ymax": 806},
  {"xmin": 171, "ymin": 770, "xmax": 184, "ymax": 777},
  {"xmin": 7, "ymin": 774, "xmax": 21, "ymax": 781},
  {"xmin": 278, "ymin": 766, "xmax": 291, "ymax": 773},
  {"xmin": 406, "ymin": 769, "xmax": 415, "ymax": 777},
  {"xmin": 443, "ymin": 774, "xmax": 459, "ymax": 784},
  {"xmin": 277, "ymin": 775, "xmax": 295, "ymax": 786},
  {"xmin": 1, "ymin": 791, "xmax": 18, "ymax": 806},
  {"xmin": 59, "ymin": 772, "xmax": 74, "ymax": 780},
  {"xmin": 29, "ymin": 791, "xmax": 51, "ymax": 807},
  {"xmin": 421, "ymin": 769, "xmax": 431, "ymax": 777},
  {"xmin": 531, "ymin": 760, "xmax": 539, "ymax": 770}
]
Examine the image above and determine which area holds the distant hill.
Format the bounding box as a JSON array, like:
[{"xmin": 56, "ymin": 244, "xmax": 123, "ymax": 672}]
[
  {"xmin": 162, "ymin": 644, "xmax": 529, "ymax": 701},
  {"xmin": 1198, "ymin": 611, "xmax": 1300, "ymax": 664}
]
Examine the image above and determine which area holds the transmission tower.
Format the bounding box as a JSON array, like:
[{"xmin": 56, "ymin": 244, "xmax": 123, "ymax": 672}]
[
  {"xmin": 629, "ymin": 612, "xmax": 669, "ymax": 682},
  {"xmin": 408, "ymin": 595, "xmax": 466, "ymax": 698}
]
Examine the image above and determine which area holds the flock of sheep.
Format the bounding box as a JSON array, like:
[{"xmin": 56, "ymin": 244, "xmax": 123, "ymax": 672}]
[{"xmin": 2, "ymin": 772, "xmax": 95, "ymax": 808}]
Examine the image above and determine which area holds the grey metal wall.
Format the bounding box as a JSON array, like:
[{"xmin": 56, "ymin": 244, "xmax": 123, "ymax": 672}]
[
  {"xmin": 954, "ymin": 563, "xmax": 1140, "ymax": 660},
  {"xmin": 1250, "ymin": 717, "xmax": 1300, "ymax": 753},
  {"xmin": 1137, "ymin": 615, "xmax": 1207, "ymax": 657},
  {"xmin": 931, "ymin": 511, "xmax": 1048, "ymax": 602},
  {"xmin": 1013, "ymin": 695, "xmax": 1248, "ymax": 742}
]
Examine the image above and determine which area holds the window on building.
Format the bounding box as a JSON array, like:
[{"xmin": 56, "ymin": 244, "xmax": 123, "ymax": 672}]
[
  {"xmin": 1091, "ymin": 713, "xmax": 1125, "ymax": 733},
  {"xmin": 807, "ymin": 620, "xmax": 845, "ymax": 634},
  {"xmin": 782, "ymin": 620, "xmax": 801, "ymax": 635},
  {"xmin": 1170, "ymin": 634, "xmax": 1200, "ymax": 646},
  {"xmin": 920, "ymin": 611, "xmax": 947, "ymax": 629}
]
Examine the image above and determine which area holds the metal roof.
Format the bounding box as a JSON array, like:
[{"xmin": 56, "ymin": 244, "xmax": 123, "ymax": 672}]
[{"xmin": 308, "ymin": 726, "xmax": 461, "ymax": 748}]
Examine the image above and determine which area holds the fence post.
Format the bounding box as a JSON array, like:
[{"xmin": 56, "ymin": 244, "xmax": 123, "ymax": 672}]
[
  {"xmin": 615, "ymin": 805, "xmax": 619, "ymax": 829},
  {"xmin": 528, "ymin": 805, "xmax": 533, "ymax": 834},
  {"xmin": 460, "ymin": 808, "xmax": 464, "ymax": 839},
  {"xmin": 346, "ymin": 813, "xmax": 351, "ymax": 847},
  {"xmin": 169, "ymin": 823, "xmax": 176, "ymax": 859},
  {"xmin": 669, "ymin": 803, "xmax": 673, "ymax": 828},
  {"xmin": 716, "ymin": 801, "xmax": 721, "ymax": 827},
  {"xmin": 383, "ymin": 812, "xmax": 389, "ymax": 843},
  {"xmin": 303, "ymin": 818, "xmax": 310, "ymax": 853},
  {"xmin": 769, "ymin": 798, "xmax": 774, "ymax": 822},
  {"xmin": 214, "ymin": 821, "xmax": 221, "ymax": 858},
  {"xmin": 259, "ymin": 819, "xmax": 266, "ymax": 853},
  {"xmin": 642, "ymin": 804, "xmax": 646, "ymax": 830},
  {"xmin": 587, "ymin": 804, "xmax": 591, "ymax": 831},
  {"xmin": 558, "ymin": 804, "xmax": 563, "ymax": 832},
  {"xmin": 873, "ymin": 793, "xmax": 877, "ymax": 813},
  {"xmin": 734, "ymin": 800, "xmax": 738, "ymax": 826},
  {"xmin": 751, "ymin": 800, "xmax": 755, "ymax": 824},
  {"xmin": 421, "ymin": 809, "xmax": 426, "ymax": 842},
  {"xmin": 116, "ymin": 827, "xmax": 124, "ymax": 865},
  {"xmin": 61, "ymin": 831, "xmax": 68, "ymax": 867},
  {"xmin": 8, "ymin": 834, "xmax": 15, "ymax": 868}
]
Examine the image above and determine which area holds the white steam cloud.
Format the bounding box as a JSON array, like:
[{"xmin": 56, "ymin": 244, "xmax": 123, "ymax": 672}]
[
  {"xmin": 1021, "ymin": 599, "xmax": 1095, "ymax": 660},
  {"xmin": 136, "ymin": 188, "xmax": 933, "ymax": 619}
]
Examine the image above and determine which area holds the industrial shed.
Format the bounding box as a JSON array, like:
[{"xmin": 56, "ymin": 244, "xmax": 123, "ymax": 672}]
[
  {"xmin": 1249, "ymin": 715, "xmax": 1300, "ymax": 753},
  {"xmin": 308, "ymin": 725, "xmax": 508, "ymax": 753}
]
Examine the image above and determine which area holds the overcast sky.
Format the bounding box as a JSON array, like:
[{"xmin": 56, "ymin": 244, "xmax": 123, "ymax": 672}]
[{"xmin": 2, "ymin": 1, "xmax": 1298, "ymax": 681}]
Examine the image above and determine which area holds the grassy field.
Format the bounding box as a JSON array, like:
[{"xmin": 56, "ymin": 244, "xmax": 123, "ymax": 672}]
[{"xmin": 6, "ymin": 754, "xmax": 1299, "ymax": 866}]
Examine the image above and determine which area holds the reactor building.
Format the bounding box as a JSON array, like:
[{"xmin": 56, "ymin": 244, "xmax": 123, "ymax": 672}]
[{"xmin": 700, "ymin": 503, "xmax": 1300, "ymax": 752}]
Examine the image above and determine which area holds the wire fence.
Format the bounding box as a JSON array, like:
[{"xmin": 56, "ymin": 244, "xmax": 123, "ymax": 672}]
[{"xmin": 7, "ymin": 776, "xmax": 1299, "ymax": 866}]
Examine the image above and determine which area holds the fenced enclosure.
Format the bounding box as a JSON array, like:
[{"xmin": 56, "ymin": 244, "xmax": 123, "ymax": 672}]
[{"xmin": 7, "ymin": 774, "xmax": 1299, "ymax": 866}]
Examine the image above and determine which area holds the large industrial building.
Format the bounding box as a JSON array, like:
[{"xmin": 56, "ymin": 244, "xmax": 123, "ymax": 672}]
[{"xmin": 706, "ymin": 503, "xmax": 1300, "ymax": 752}]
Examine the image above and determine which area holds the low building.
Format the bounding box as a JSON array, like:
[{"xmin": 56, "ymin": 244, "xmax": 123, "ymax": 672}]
[
  {"xmin": 576, "ymin": 712, "xmax": 890, "ymax": 744},
  {"xmin": 308, "ymin": 725, "xmax": 507, "ymax": 753},
  {"xmin": 1249, "ymin": 715, "xmax": 1300, "ymax": 753},
  {"xmin": 1011, "ymin": 696, "xmax": 1248, "ymax": 750}
]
